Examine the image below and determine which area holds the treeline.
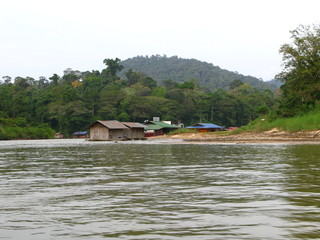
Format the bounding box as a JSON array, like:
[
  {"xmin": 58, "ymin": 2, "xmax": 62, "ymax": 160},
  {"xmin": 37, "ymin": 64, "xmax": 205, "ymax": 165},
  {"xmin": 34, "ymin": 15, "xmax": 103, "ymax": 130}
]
[
  {"xmin": 0, "ymin": 58, "xmax": 275, "ymax": 137},
  {"xmin": 119, "ymin": 55, "xmax": 278, "ymax": 91}
]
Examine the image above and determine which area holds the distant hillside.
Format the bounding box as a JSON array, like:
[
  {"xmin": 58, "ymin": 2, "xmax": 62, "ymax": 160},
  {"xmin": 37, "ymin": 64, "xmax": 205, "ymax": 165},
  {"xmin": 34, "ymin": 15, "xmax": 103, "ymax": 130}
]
[
  {"xmin": 119, "ymin": 55, "xmax": 277, "ymax": 91},
  {"xmin": 267, "ymin": 79, "xmax": 283, "ymax": 88}
]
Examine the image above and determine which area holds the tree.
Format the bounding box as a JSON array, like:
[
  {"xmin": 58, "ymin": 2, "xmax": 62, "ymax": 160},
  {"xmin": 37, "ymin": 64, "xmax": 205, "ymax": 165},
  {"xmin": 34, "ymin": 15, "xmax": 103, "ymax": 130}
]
[
  {"xmin": 230, "ymin": 83, "xmax": 274, "ymax": 119},
  {"xmin": 2, "ymin": 76, "xmax": 12, "ymax": 84},
  {"xmin": 229, "ymin": 79, "xmax": 244, "ymax": 90},
  {"xmin": 102, "ymin": 58, "xmax": 124, "ymax": 77},
  {"xmin": 125, "ymin": 69, "xmax": 157, "ymax": 89},
  {"xmin": 125, "ymin": 69, "xmax": 140, "ymax": 85},
  {"xmin": 277, "ymin": 24, "xmax": 320, "ymax": 116},
  {"xmin": 49, "ymin": 74, "xmax": 60, "ymax": 85},
  {"xmin": 177, "ymin": 79, "xmax": 196, "ymax": 89},
  {"xmin": 162, "ymin": 79, "xmax": 178, "ymax": 90}
]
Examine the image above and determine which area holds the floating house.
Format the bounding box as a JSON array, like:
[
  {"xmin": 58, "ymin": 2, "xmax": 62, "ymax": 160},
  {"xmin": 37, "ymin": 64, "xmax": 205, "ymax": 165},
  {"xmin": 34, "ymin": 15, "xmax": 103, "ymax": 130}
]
[
  {"xmin": 88, "ymin": 120, "xmax": 145, "ymax": 141},
  {"xmin": 186, "ymin": 123, "xmax": 224, "ymax": 132},
  {"xmin": 144, "ymin": 121, "xmax": 179, "ymax": 136}
]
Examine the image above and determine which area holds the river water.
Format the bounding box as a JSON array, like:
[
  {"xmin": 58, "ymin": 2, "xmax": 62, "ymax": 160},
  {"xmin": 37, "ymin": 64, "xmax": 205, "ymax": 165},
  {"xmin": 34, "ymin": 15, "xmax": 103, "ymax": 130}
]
[{"xmin": 1, "ymin": 139, "xmax": 320, "ymax": 239}]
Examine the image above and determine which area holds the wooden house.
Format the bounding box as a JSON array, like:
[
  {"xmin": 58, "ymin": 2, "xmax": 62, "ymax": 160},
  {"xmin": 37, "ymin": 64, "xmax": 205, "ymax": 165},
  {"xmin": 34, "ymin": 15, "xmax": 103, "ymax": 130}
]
[
  {"xmin": 122, "ymin": 122, "xmax": 146, "ymax": 139},
  {"xmin": 186, "ymin": 123, "xmax": 224, "ymax": 132},
  {"xmin": 89, "ymin": 120, "xmax": 145, "ymax": 141}
]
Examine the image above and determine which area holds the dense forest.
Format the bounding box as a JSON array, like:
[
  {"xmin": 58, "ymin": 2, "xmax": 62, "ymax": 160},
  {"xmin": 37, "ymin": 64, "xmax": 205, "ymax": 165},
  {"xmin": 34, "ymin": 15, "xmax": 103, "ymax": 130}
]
[
  {"xmin": 1, "ymin": 24, "xmax": 318, "ymax": 139},
  {"xmin": 0, "ymin": 57, "xmax": 276, "ymax": 139},
  {"xmin": 119, "ymin": 55, "xmax": 278, "ymax": 91}
]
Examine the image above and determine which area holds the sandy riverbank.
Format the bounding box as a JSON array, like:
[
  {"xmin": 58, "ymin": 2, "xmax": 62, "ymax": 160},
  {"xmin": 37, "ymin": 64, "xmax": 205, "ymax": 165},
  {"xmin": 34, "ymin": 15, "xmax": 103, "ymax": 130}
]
[{"xmin": 148, "ymin": 129, "xmax": 320, "ymax": 144}]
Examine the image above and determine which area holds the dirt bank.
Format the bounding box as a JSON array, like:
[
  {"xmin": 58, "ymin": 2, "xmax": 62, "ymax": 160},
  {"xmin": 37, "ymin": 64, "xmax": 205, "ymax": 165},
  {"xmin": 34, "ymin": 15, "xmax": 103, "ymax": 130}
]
[{"xmin": 148, "ymin": 129, "xmax": 320, "ymax": 143}]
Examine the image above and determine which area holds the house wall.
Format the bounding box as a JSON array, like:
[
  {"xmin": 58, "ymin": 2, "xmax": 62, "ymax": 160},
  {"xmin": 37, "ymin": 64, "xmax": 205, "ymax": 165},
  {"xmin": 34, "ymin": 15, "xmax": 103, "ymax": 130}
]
[
  {"xmin": 89, "ymin": 122, "xmax": 145, "ymax": 141},
  {"xmin": 89, "ymin": 126, "xmax": 126, "ymax": 140},
  {"xmin": 199, "ymin": 129, "xmax": 208, "ymax": 133},
  {"xmin": 90, "ymin": 124, "xmax": 109, "ymax": 140},
  {"xmin": 123, "ymin": 128, "xmax": 145, "ymax": 139},
  {"xmin": 196, "ymin": 128, "xmax": 222, "ymax": 132},
  {"xmin": 109, "ymin": 129, "xmax": 126, "ymax": 140},
  {"xmin": 130, "ymin": 129, "xmax": 145, "ymax": 139}
]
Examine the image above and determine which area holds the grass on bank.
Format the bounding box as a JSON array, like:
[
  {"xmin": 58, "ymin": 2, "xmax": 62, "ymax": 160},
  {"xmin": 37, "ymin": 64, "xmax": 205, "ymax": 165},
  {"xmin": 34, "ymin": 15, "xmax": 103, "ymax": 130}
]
[
  {"xmin": 239, "ymin": 109, "xmax": 320, "ymax": 133},
  {"xmin": 169, "ymin": 109, "xmax": 320, "ymax": 136}
]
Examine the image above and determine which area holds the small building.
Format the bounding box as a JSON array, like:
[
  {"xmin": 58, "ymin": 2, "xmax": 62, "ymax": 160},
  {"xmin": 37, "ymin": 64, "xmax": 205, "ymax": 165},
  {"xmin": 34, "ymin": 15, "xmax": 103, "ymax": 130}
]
[
  {"xmin": 89, "ymin": 120, "xmax": 145, "ymax": 141},
  {"xmin": 186, "ymin": 123, "xmax": 224, "ymax": 132},
  {"xmin": 122, "ymin": 122, "xmax": 146, "ymax": 139},
  {"xmin": 73, "ymin": 131, "xmax": 89, "ymax": 138},
  {"xmin": 144, "ymin": 121, "xmax": 179, "ymax": 136}
]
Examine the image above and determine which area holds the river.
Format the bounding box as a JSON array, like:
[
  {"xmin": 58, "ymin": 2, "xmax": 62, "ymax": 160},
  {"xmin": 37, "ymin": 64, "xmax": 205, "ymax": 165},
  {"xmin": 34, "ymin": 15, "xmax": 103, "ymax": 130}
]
[{"xmin": 1, "ymin": 139, "xmax": 320, "ymax": 239}]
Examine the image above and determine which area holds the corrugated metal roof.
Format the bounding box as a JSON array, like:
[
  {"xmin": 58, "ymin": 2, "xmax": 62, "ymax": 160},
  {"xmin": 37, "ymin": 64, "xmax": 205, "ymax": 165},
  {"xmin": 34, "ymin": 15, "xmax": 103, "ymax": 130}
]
[
  {"xmin": 151, "ymin": 121, "xmax": 179, "ymax": 128},
  {"xmin": 96, "ymin": 120, "xmax": 129, "ymax": 129},
  {"xmin": 186, "ymin": 123, "xmax": 223, "ymax": 129},
  {"xmin": 145, "ymin": 124, "xmax": 163, "ymax": 130},
  {"xmin": 122, "ymin": 122, "xmax": 146, "ymax": 129},
  {"xmin": 144, "ymin": 121, "xmax": 179, "ymax": 130}
]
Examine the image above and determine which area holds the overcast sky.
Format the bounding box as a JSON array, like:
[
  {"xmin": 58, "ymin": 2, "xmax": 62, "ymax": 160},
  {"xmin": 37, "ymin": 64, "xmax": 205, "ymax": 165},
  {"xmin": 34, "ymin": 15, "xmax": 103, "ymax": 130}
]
[{"xmin": 1, "ymin": 0, "xmax": 319, "ymax": 81}]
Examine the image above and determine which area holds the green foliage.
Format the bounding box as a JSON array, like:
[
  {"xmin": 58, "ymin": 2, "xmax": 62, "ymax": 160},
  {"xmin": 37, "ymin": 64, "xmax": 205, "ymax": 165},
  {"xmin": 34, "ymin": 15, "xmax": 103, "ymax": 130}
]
[
  {"xmin": 119, "ymin": 55, "xmax": 276, "ymax": 91},
  {"xmin": 125, "ymin": 69, "xmax": 157, "ymax": 89},
  {"xmin": 229, "ymin": 83, "xmax": 275, "ymax": 119},
  {"xmin": 240, "ymin": 108, "xmax": 320, "ymax": 132},
  {"xmin": 116, "ymin": 112, "xmax": 130, "ymax": 122},
  {"xmin": 151, "ymin": 86, "xmax": 167, "ymax": 97},
  {"xmin": 102, "ymin": 58, "xmax": 124, "ymax": 77},
  {"xmin": 0, "ymin": 57, "xmax": 277, "ymax": 138},
  {"xmin": 229, "ymin": 79, "xmax": 244, "ymax": 90},
  {"xmin": 0, "ymin": 117, "xmax": 54, "ymax": 140},
  {"xmin": 177, "ymin": 80, "xmax": 196, "ymax": 89},
  {"xmin": 277, "ymin": 24, "xmax": 320, "ymax": 116}
]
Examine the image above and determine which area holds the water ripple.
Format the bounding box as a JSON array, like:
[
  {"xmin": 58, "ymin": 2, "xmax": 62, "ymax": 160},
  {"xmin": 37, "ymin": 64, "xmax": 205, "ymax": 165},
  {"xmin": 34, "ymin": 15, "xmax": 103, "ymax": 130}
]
[{"xmin": 0, "ymin": 139, "xmax": 320, "ymax": 239}]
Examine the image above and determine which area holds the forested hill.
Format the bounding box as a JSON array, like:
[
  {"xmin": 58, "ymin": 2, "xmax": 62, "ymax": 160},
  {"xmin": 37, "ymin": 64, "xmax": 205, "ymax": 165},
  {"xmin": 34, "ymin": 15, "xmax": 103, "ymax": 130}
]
[{"xmin": 119, "ymin": 55, "xmax": 276, "ymax": 91}]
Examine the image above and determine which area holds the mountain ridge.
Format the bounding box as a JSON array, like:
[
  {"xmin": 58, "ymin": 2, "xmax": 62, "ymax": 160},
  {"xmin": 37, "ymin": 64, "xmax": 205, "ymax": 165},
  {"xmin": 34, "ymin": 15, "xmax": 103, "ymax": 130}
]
[{"xmin": 119, "ymin": 55, "xmax": 278, "ymax": 91}]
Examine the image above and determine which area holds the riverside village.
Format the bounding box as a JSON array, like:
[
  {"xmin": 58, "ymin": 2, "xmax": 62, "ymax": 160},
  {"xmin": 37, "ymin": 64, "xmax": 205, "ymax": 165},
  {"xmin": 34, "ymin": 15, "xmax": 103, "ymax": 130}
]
[{"xmin": 69, "ymin": 117, "xmax": 226, "ymax": 141}]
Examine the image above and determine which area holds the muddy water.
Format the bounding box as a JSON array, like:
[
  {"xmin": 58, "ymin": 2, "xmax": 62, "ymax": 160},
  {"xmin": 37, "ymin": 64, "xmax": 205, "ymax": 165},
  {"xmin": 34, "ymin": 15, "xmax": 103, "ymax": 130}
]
[{"xmin": 1, "ymin": 139, "xmax": 320, "ymax": 239}]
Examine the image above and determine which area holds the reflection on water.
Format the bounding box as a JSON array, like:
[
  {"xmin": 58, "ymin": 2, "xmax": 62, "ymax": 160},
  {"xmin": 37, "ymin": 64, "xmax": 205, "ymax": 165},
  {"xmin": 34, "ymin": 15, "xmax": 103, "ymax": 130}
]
[{"xmin": 0, "ymin": 139, "xmax": 320, "ymax": 239}]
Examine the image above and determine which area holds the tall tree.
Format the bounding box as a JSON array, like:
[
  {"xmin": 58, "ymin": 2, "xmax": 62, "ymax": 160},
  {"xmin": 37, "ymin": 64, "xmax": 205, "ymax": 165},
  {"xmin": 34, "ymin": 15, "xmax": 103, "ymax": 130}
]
[
  {"xmin": 277, "ymin": 24, "xmax": 320, "ymax": 116},
  {"xmin": 102, "ymin": 58, "xmax": 124, "ymax": 77}
]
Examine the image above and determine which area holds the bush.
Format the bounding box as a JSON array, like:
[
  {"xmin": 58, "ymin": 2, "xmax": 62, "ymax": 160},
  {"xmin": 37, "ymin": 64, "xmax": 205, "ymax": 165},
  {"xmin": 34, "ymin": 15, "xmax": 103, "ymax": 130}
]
[{"xmin": 0, "ymin": 118, "xmax": 55, "ymax": 140}]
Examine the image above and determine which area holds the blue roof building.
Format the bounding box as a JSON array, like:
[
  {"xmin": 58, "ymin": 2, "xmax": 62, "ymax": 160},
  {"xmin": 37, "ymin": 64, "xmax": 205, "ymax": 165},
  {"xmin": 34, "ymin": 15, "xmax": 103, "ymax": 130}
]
[
  {"xmin": 186, "ymin": 123, "xmax": 224, "ymax": 132},
  {"xmin": 73, "ymin": 131, "xmax": 89, "ymax": 138}
]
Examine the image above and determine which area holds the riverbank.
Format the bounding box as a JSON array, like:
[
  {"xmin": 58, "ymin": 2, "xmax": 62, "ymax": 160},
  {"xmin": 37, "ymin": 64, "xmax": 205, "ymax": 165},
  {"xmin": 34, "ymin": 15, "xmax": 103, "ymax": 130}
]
[{"xmin": 149, "ymin": 129, "xmax": 320, "ymax": 143}]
